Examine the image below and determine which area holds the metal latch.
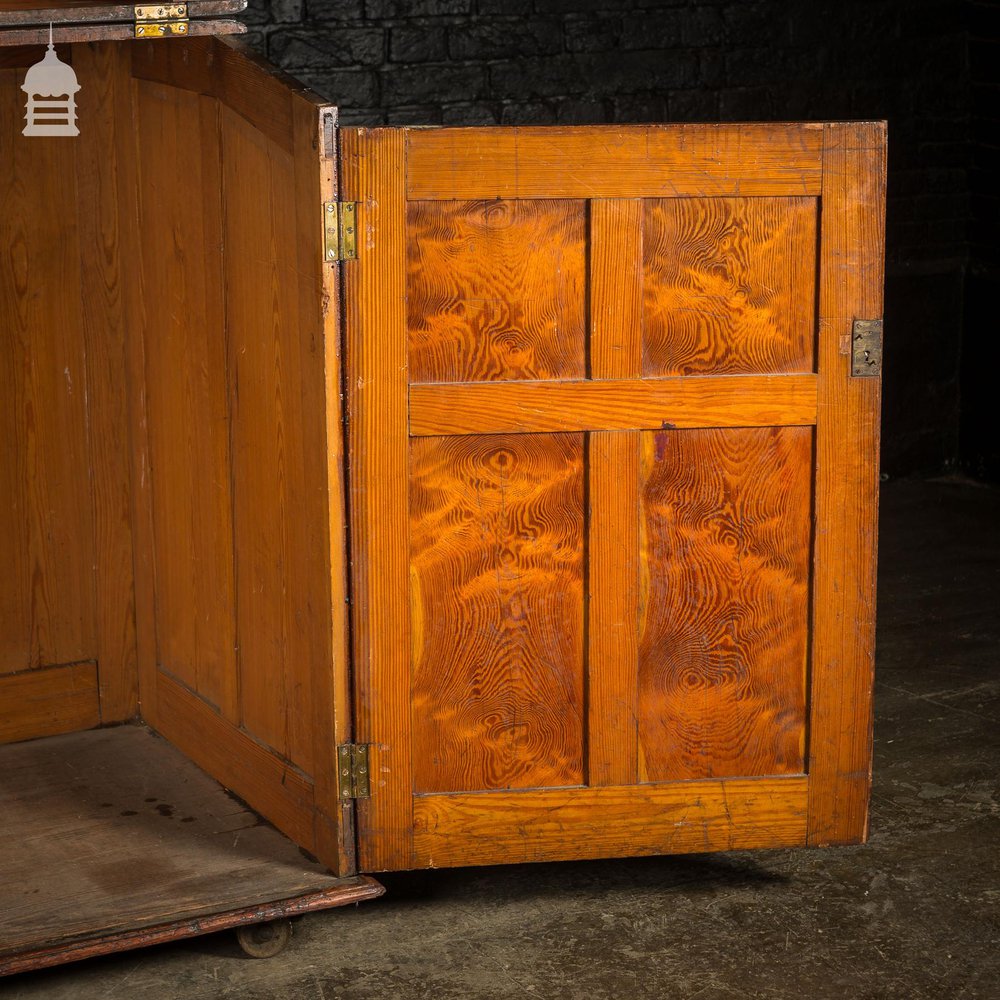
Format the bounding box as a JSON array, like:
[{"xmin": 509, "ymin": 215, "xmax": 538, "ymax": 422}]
[
  {"xmin": 851, "ymin": 319, "xmax": 883, "ymax": 377},
  {"xmin": 337, "ymin": 743, "xmax": 371, "ymax": 800},
  {"xmin": 324, "ymin": 202, "xmax": 358, "ymax": 263},
  {"xmin": 134, "ymin": 4, "xmax": 189, "ymax": 37}
]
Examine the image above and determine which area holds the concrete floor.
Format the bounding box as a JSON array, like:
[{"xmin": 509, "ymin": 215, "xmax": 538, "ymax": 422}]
[{"xmin": 3, "ymin": 478, "xmax": 997, "ymax": 1000}]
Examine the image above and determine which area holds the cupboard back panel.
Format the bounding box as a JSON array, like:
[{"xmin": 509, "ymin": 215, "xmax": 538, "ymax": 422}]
[{"xmin": 0, "ymin": 47, "xmax": 138, "ymax": 742}]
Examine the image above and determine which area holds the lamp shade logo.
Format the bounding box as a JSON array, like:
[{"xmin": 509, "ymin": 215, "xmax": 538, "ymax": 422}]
[{"xmin": 22, "ymin": 26, "xmax": 80, "ymax": 137}]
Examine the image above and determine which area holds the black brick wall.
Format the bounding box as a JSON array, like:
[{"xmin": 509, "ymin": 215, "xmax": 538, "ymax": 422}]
[{"xmin": 243, "ymin": 0, "xmax": 988, "ymax": 480}]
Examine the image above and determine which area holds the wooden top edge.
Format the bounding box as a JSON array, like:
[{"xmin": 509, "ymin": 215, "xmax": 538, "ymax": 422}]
[{"xmin": 0, "ymin": 0, "xmax": 246, "ymax": 19}]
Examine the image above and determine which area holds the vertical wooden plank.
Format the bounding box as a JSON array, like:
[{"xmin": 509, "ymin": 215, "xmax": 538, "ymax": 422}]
[
  {"xmin": 807, "ymin": 122, "xmax": 886, "ymax": 845},
  {"xmin": 587, "ymin": 431, "xmax": 639, "ymax": 786},
  {"xmin": 0, "ymin": 68, "xmax": 96, "ymax": 674},
  {"xmin": 587, "ymin": 199, "xmax": 642, "ymax": 786},
  {"xmin": 123, "ymin": 50, "xmax": 159, "ymax": 727},
  {"xmin": 296, "ymin": 102, "xmax": 354, "ymax": 874},
  {"xmin": 221, "ymin": 103, "xmax": 315, "ymax": 771},
  {"xmin": 75, "ymin": 42, "xmax": 138, "ymax": 723},
  {"xmin": 590, "ymin": 199, "xmax": 642, "ymax": 381},
  {"xmin": 134, "ymin": 80, "xmax": 238, "ymax": 721},
  {"xmin": 341, "ymin": 128, "xmax": 412, "ymax": 872}
]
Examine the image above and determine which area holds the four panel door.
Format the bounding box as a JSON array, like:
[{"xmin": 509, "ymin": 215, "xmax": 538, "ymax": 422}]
[{"xmin": 342, "ymin": 124, "xmax": 885, "ymax": 872}]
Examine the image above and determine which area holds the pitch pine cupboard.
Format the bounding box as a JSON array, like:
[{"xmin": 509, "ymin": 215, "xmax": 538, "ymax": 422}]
[{"xmin": 0, "ymin": 23, "xmax": 885, "ymax": 971}]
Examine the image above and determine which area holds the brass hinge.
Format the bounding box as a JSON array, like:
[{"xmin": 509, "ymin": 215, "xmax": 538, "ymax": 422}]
[
  {"xmin": 134, "ymin": 4, "xmax": 189, "ymax": 37},
  {"xmin": 323, "ymin": 202, "xmax": 359, "ymax": 263},
  {"xmin": 851, "ymin": 319, "xmax": 883, "ymax": 377},
  {"xmin": 337, "ymin": 743, "xmax": 371, "ymax": 800}
]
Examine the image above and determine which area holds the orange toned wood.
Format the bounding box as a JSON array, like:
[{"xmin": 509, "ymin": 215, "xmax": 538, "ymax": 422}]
[
  {"xmin": 407, "ymin": 199, "xmax": 586, "ymax": 383},
  {"xmin": 0, "ymin": 20, "xmax": 244, "ymax": 45},
  {"xmin": 155, "ymin": 672, "xmax": 316, "ymax": 852},
  {"xmin": 637, "ymin": 427, "xmax": 811, "ymax": 781},
  {"xmin": 643, "ymin": 197, "xmax": 817, "ymax": 377},
  {"xmin": 807, "ymin": 123, "xmax": 886, "ymax": 846},
  {"xmin": 587, "ymin": 432, "xmax": 639, "ymax": 786},
  {"xmin": 74, "ymin": 43, "xmax": 138, "ymax": 723},
  {"xmin": 590, "ymin": 199, "xmax": 642, "ymax": 380},
  {"xmin": 406, "ymin": 125, "xmax": 824, "ymax": 201},
  {"xmin": 134, "ymin": 79, "xmax": 239, "ymax": 721},
  {"xmin": 341, "ymin": 128, "xmax": 414, "ymax": 872},
  {"xmin": 409, "ymin": 375, "xmax": 818, "ymax": 436},
  {"xmin": 413, "ymin": 776, "xmax": 808, "ymax": 868},
  {"xmin": 221, "ymin": 102, "xmax": 316, "ymax": 773},
  {"xmin": 0, "ymin": 67, "xmax": 97, "ymax": 675},
  {"xmin": 295, "ymin": 101, "xmax": 354, "ymax": 873},
  {"xmin": 410, "ymin": 434, "xmax": 585, "ymax": 793},
  {"xmin": 130, "ymin": 37, "xmax": 326, "ymax": 156},
  {"xmin": 0, "ymin": 663, "xmax": 100, "ymax": 744}
]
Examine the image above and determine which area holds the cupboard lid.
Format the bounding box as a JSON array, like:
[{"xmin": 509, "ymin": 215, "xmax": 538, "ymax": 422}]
[{"xmin": 0, "ymin": 0, "xmax": 246, "ymax": 45}]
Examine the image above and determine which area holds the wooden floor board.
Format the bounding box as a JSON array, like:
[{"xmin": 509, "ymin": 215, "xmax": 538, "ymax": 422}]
[{"xmin": 0, "ymin": 726, "xmax": 378, "ymax": 960}]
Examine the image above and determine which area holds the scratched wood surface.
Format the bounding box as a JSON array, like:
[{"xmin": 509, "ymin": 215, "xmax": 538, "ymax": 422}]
[
  {"xmin": 637, "ymin": 426, "xmax": 811, "ymax": 781},
  {"xmin": 407, "ymin": 199, "xmax": 586, "ymax": 383},
  {"xmin": 0, "ymin": 726, "xmax": 379, "ymax": 967},
  {"xmin": 643, "ymin": 197, "xmax": 817, "ymax": 376},
  {"xmin": 410, "ymin": 434, "xmax": 585, "ymax": 793}
]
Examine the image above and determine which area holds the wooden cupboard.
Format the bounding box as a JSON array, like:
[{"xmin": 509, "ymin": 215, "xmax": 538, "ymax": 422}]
[{"xmin": 0, "ymin": 12, "xmax": 886, "ymax": 973}]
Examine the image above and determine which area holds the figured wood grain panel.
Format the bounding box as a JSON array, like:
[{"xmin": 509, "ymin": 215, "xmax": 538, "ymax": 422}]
[
  {"xmin": 587, "ymin": 432, "xmax": 639, "ymax": 786},
  {"xmin": 74, "ymin": 43, "xmax": 138, "ymax": 723},
  {"xmin": 412, "ymin": 776, "xmax": 808, "ymax": 868},
  {"xmin": 807, "ymin": 123, "xmax": 886, "ymax": 846},
  {"xmin": 407, "ymin": 125, "xmax": 824, "ymax": 200},
  {"xmin": 410, "ymin": 434, "xmax": 585, "ymax": 793},
  {"xmin": 407, "ymin": 199, "xmax": 586, "ymax": 383},
  {"xmin": 342, "ymin": 128, "xmax": 413, "ymax": 872},
  {"xmin": 134, "ymin": 80, "xmax": 238, "ymax": 720},
  {"xmin": 637, "ymin": 427, "xmax": 811, "ymax": 781},
  {"xmin": 221, "ymin": 103, "xmax": 316, "ymax": 774},
  {"xmin": 591, "ymin": 199, "xmax": 642, "ymax": 380},
  {"xmin": 409, "ymin": 375, "xmax": 817, "ymax": 436},
  {"xmin": 643, "ymin": 197, "xmax": 817, "ymax": 376},
  {"xmin": 0, "ymin": 662, "xmax": 100, "ymax": 745},
  {"xmin": 0, "ymin": 67, "xmax": 97, "ymax": 674}
]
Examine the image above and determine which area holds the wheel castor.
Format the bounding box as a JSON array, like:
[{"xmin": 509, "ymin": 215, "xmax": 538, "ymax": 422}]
[{"xmin": 235, "ymin": 918, "xmax": 292, "ymax": 958}]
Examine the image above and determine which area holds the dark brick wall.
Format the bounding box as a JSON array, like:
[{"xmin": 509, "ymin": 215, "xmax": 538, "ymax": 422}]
[
  {"xmin": 243, "ymin": 0, "xmax": 984, "ymax": 479},
  {"xmin": 961, "ymin": 0, "xmax": 998, "ymax": 482}
]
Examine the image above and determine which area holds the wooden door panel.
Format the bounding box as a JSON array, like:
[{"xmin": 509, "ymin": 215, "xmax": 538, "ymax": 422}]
[
  {"xmin": 407, "ymin": 200, "xmax": 586, "ymax": 383},
  {"xmin": 637, "ymin": 426, "xmax": 812, "ymax": 782},
  {"xmin": 642, "ymin": 197, "xmax": 817, "ymax": 376},
  {"xmin": 346, "ymin": 124, "xmax": 885, "ymax": 872},
  {"xmin": 410, "ymin": 433, "xmax": 585, "ymax": 794}
]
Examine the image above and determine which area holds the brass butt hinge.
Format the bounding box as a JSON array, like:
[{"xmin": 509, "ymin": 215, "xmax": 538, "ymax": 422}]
[
  {"xmin": 337, "ymin": 743, "xmax": 371, "ymax": 800},
  {"xmin": 323, "ymin": 202, "xmax": 359, "ymax": 263},
  {"xmin": 851, "ymin": 319, "xmax": 883, "ymax": 377},
  {"xmin": 134, "ymin": 4, "xmax": 189, "ymax": 37}
]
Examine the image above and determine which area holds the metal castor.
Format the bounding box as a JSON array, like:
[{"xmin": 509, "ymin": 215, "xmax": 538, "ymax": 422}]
[{"xmin": 235, "ymin": 918, "xmax": 292, "ymax": 959}]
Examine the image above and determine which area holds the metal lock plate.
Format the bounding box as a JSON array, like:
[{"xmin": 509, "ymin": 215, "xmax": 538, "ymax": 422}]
[{"xmin": 851, "ymin": 319, "xmax": 883, "ymax": 377}]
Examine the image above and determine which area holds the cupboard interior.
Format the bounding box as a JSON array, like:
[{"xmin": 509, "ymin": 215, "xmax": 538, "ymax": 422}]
[{"xmin": 0, "ymin": 36, "xmax": 354, "ymax": 883}]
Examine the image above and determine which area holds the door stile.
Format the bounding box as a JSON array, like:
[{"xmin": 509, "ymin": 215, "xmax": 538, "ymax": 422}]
[
  {"xmin": 341, "ymin": 129, "xmax": 414, "ymax": 872},
  {"xmin": 807, "ymin": 122, "xmax": 886, "ymax": 845},
  {"xmin": 587, "ymin": 199, "xmax": 643, "ymax": 787}
]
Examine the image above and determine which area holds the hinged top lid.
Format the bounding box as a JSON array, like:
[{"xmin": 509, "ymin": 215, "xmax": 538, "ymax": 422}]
[{"xmin": 0, "ymin": 0, "xmax": 246, "ymax": 45}]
